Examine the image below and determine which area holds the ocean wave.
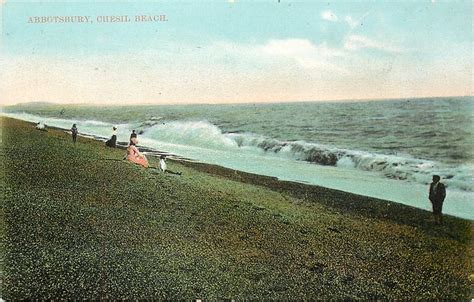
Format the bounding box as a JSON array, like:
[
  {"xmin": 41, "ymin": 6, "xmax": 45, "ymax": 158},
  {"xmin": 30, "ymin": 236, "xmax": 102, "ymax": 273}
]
[
  {"xmin": 225, "ymin": 129, "xmax": 474, "ymax": 192},
  {"xmin": 143, "ymin": 120, "xmax": 238, "ymax": 150},
  {"xmin": 135, "ymin": 119, "xmax": 473, "ymax": 192},
  {"xmin": 81, "ymin": 119, "xmax": 110, "ymax": 126},
  {"xmin": 3, "ymin": 112, "xmax": 472, "ymax": 192},
  {"xmin": 1, "ymin": 112, "xmax": 128, "ymax": 139}
]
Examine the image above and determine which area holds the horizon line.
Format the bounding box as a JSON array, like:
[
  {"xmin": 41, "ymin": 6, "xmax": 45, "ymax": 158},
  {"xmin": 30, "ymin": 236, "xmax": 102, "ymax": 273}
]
[{"xmin": 3, "ymin": 95, "xmax": 473, "ymax": 107}]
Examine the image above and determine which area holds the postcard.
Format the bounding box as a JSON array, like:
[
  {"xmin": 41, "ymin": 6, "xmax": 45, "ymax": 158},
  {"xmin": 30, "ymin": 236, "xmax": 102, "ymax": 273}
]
[{"xmin": 1, "ymin": 0, "xmax": 472, "ymax": 300}]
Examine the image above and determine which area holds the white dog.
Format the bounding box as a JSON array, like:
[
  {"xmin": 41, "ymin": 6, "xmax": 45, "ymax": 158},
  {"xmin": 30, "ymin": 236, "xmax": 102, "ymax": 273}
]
[{"xmin": 159, "ymin": 155, "xmax": 167, "ymax": 172}]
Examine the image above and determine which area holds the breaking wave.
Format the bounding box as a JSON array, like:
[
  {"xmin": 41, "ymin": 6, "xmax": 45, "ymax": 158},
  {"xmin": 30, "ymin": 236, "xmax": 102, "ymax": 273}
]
[
  {"xmin": 141, "ymin": 120, "xmax": 238, "ymax": 150},
  {"xmin": 229, "ymin": 133, "xmax": 473, "ymax": 191},
  {"xmin": 3, "ymin": 112, "xmax": 473, "ymax": 192},
  {"xmin": 139, "ymin": 120, "xmax": 473, "ymax": 192}
]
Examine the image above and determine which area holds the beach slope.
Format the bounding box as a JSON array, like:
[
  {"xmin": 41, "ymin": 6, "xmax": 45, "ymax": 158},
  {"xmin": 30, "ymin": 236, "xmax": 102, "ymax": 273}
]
[{"xmin": 1, "ymin": 117, "xmax": 472, "ymax": 300}]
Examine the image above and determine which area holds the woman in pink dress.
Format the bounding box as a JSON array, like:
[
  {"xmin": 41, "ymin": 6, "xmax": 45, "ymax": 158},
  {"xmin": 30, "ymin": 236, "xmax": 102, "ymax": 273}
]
[{"xmin": 127, "ymin": 137, "xmax": 149, "ymax": 168}]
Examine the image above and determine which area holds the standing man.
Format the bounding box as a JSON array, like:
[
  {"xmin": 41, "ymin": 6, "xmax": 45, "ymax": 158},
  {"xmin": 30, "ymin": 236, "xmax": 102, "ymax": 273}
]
[
  {"xmin": 71, "ymin": 124, "xmax": 78, "ymax": 144},
  {"xmin": 429, "ymin": 175, "xmax": 446, "ymax": 225}
]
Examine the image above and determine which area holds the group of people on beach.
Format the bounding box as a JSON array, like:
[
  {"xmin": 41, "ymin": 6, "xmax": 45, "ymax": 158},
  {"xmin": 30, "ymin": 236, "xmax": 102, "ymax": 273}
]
[
  {"xmin": 66, "ymin": 123, "xmax": 446, "ymax": 223},
  {"xmin": 71, "ymin": 124, "xmax": 149, "ymax": 167},
  {"xmin": 70, "ymin": 124, "xmax": 174, "ymax": 174},
  {"xmin": 101, "ymin": 126, "xmax": 149, "ymax": 168}
]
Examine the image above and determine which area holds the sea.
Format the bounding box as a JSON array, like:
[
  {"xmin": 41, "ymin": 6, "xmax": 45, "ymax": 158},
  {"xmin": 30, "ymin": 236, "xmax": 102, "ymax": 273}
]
[{"xmin": 2, "ymin": 97, "xmax": 473, "ymax": 220}]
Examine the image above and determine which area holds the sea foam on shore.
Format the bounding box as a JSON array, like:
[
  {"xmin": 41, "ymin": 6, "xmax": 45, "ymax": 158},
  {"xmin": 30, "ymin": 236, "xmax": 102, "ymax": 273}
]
[{"xmin": 3, "ymin": 111, "xmax": 473, "ymax": 220}]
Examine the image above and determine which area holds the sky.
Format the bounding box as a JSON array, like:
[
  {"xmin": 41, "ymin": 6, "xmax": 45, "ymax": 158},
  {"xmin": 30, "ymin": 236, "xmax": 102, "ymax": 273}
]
[{"xmin": 0, "ymin": 0, "xmax": 472, "ymax": 105}]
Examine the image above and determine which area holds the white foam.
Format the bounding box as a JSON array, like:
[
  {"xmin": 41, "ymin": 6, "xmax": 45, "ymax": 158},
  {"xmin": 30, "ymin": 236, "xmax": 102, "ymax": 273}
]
[
  {"xmin": 138, "ymin": 137, "xmax": 474, "ymax": 220},
  {"xmin": 3, "ymin": 112, "xmax": 473, "ymax": 219},
  {"xmin": 2, "ymin": 112, "xmax": 132, "ymax": 141},
  {"xmin": 143, "ymin": 121, "xmax": 238, "ymax": 150}
]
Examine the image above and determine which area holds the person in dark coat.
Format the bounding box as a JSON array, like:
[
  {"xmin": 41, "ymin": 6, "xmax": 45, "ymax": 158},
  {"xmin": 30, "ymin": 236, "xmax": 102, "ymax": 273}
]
[
  {"xmin": 71, "ymin": 124, "xmax": 78, "ymax": 143},
  {"xmin": 105, "ymin": 127, "xmax": 117, "ymax": 148},
  {"xmin": 129, "ymin": 130, "xmax": 137, "ymax": 146},
  {"xmin": 429, "ymin": 175, "xmax": 446, "ymax": 224}
]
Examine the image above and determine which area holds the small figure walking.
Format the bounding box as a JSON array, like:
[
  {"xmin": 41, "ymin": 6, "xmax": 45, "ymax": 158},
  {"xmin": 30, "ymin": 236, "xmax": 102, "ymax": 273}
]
[
  {"xmin": 105, "ymin": 126, "xmax": 117, "ymax": 148},
  {"xmin": 71, "ymin": 123, "xmax": 78, "ymax": 143},
  {"xmin": 129, "ymin": 130, "xmax": 137, "ymax": 145},
  {"xmin": 429, "ymin": 175, "xmax": 446, "ymax": 225}
]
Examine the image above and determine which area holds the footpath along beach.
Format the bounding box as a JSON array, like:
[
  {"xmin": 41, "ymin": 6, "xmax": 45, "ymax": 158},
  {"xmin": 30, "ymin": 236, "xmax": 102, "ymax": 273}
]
[{"xmin": 1, "ymin": 117, "xmax": 472, "ymax": 300}]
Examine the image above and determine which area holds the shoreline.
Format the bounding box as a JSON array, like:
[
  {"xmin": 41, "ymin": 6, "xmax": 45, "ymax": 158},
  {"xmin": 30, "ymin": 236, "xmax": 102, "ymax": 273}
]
[
  {"xmin": 6, "ymin": 116, "xmax": 473, "ymax": 234},
  {"xmin": 43, "ymin": 123, "xmax": 195, "ymax": 162},
  {"xmin": 27, "ymin": 117, "xmax": 473, "ymax": 223},
  {"xmin": 2, "ymin": 112, "xmax": 473, "ymax": 221},
  {"xmin": 2, "ymin": 116, "xmax": 472, "ymax": 299}
]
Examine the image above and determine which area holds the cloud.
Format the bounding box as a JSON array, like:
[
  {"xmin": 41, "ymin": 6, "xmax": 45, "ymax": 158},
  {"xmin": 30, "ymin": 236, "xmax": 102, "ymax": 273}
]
[
  {"xmin": 321, "ymin": 10, "xmax": 338, "ymax": 22},
  {"xmin": 260, "ymin": 39, "xmax": 342, "ymax": 58},
  {"xmin": 215, "ymin": 39, "xmax": 347, "ymax": 73},
  {"xmin": 344, "ymin": 16, "xmax": 358, "ymax": 29},
  {"xmin": 344, "ymin": 35, "xmax": 404, "ymax": 53},
  {"xmin": 2, "ymin": 36, "xmax": 470, "ymax": 105},
  {"xmin": 344, "ymin": 11, "xmax": 372, "ymax": 32}
]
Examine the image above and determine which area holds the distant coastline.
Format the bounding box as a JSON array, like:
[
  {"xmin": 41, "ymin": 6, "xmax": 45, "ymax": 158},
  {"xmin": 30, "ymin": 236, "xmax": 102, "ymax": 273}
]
[{"xmin": 4, "ymin": 95, "xmax": 472, "ymax": 108}]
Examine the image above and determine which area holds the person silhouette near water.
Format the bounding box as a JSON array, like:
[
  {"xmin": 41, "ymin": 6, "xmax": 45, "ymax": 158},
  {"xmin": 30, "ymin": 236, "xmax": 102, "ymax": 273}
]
[
  {"xmin": 71, "ymin": 124, "xmax": 78, "ymax": 143},
  {"xmin": 429, "ymin": 175, "xmax": 446, "ymax": 225},
  {"xmin": 105, "ymin": 126, "xmax": 117, "ymax": 148},
  {"xmin": 130, "ymin": 130, "xmax": 137, "ymax": 145}
]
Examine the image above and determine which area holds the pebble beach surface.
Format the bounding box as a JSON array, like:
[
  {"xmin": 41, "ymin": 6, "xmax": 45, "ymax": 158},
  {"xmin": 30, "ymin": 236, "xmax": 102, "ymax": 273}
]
[{"xmin": 1, "ymin": 117, "xmax": 472, "ymax": 300}]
